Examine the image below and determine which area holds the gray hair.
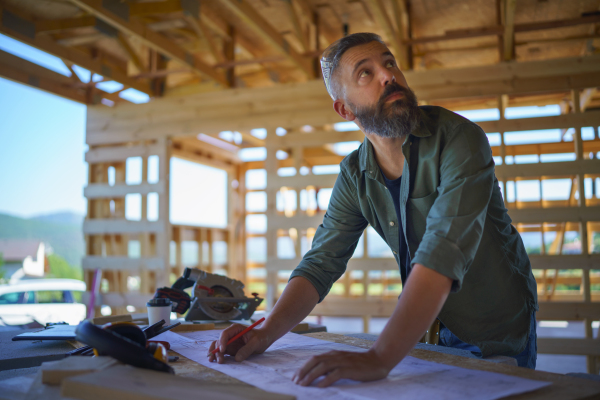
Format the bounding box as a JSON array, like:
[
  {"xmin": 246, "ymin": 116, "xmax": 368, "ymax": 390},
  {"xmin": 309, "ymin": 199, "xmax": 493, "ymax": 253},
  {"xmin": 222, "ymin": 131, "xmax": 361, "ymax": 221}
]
[{"xmin": 320, "ymin": 33, "xmax": 386, "ymax": 100}]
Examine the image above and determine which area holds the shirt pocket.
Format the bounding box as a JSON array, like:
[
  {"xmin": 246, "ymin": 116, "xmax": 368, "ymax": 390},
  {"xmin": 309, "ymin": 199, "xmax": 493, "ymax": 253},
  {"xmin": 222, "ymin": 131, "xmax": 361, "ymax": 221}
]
[{"xmin": 406, "ymin": 190, "xmax": 438, "ymax": 246}]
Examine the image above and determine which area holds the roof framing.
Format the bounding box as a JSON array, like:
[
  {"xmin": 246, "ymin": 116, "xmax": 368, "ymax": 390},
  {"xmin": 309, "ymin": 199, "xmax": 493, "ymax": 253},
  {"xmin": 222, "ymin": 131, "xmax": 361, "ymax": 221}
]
[
  {"xmin": 0, "ymin": 4, "xmax": 153, "ymax": 95},
  {"xmin": 68, "ymin": 0, "xmax": 229, "ymax": 86}
]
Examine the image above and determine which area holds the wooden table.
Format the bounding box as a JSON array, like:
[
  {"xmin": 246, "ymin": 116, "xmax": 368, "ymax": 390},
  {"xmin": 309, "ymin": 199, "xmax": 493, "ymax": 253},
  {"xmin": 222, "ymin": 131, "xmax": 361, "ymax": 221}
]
[{"xmin": 170, "ymin": 332, "xmax": 600, "ymax": 400}]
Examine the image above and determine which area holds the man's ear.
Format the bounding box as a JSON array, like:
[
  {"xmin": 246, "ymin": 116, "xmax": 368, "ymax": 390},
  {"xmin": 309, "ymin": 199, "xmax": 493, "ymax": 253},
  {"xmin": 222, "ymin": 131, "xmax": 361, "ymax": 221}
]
[{"xmin": 333, "ymin": 99, "xmax": 356, "ymax": 122}]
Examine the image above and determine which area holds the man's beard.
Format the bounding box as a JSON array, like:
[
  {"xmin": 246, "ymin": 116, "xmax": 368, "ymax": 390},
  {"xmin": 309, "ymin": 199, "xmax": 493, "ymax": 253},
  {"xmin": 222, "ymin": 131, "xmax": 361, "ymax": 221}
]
[{"xmin": 349, "ymin": 83, "xmax": 420, "ymax": 139}]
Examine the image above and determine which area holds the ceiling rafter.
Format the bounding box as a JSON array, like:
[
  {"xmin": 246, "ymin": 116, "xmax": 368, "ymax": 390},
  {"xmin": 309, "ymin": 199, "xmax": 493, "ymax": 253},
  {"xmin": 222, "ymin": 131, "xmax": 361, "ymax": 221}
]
[
  {"xmin": 116, "ymin": 33, "xmax": 147, "ymax": 73},
  {"xmin": 406, "ymin": 13, "xmax": 600, "ymax": 45},
  {"xmin": 0, "ymin": 4, "xmax": 153, "ymax": 95},
  {"xmin": 68, "ymin": 0, "xmax": 229, "ymax": 87},
  {"xmin": 282, "ymin": 0, "xmax": 309, "ymax": 53},
  {"xmin": 502, "ymin": 0, "xmax": 517, "ymax": 61},
  {"xmin": 0, "ymin": 48, "xmax": 129, "ymax": 105},
  {"xmin": 35, "ymin": 16, "xmax": 98, "ymax": 33},
  {"xmin": 366, "ymin": 0, "xmax": 408, "ymax": 70},
  {"xmin": 217, "ymin": 0, "xmax": 314, "ymax": 78}
]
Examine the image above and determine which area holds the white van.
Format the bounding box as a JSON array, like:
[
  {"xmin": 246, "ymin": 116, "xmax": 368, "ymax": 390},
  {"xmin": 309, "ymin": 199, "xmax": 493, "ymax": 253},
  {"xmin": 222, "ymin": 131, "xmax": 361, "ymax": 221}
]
[{"xmin": 0, "ymin": 279, "xmax": 86, "ymax": 326}]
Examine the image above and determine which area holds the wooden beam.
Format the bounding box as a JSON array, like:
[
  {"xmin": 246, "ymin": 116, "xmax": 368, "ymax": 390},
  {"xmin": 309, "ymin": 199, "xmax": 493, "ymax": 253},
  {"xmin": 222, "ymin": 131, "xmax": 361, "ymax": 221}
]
[
  {"xmin": 0, "ymin": 5, "xmax": 153, "ymax": 95},
  {"xmin": 83, "ymin": 219, "xmax": 165, "ymax": 234},
  {"xmin": 35, "ymin": 16, "xmax": 97, "ymax": 33},
  {"xmin": 282, "ymin": 0, "xmax": 309, "ymax": 52},
  {"xmin": 68, "ymin": 0, "xmax": 229, "ymax": 86},
  {"xmin": 184, "ymin": 15, "xmax": 225, "ymax": 64},
  {"xmin": 84, "ymin": 183, "xmax": 165, "ymax": 198},
  {"xmin": 0, "ymin": 48, "xmax": 126, "ymax": 105},
  {"xmin": 537, "ymin": 338, "xmax": 600, "ymax": 356},
  {"xmin": 217, "ymin": 0, "xmax": 314, "ymax": 78},
  {"xmin": 390, "ymin": 0, "xmax": 411, "ymax": 69},
  {"xmin": 128, "ymin": 0, "xmax": 182, "ymax": 16},
  {"xmin": 85, "ymin": 55, "xmax": 600, "ymax": 145},
  {"xmin": 502, "ymin": 0, "xmax": 517, "ymax": 61},
  {"xmin": 366, "ymin": 0, "xmax": 408, "ymax": 70},
  {"xmin": 82, "ymin": 256, "xmax": 165, "ymax": 270},
  {"xmin": 116, "ymin": 33, "xmax": 147, "ymax": 73},
  {"xmin": 0, "ymin": 48, "xmax": 87, "ymax": 103},
  {"xmin": 406, "ymin": 14, "xmax": 600, "ymax": 45}
]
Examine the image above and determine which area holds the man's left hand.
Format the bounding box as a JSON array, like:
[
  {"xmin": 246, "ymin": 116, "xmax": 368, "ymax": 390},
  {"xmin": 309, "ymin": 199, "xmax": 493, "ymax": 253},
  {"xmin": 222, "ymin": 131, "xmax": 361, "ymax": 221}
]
[{"xmin": 291, "ymin": 349, "xmax": 390, "ymax": 388}]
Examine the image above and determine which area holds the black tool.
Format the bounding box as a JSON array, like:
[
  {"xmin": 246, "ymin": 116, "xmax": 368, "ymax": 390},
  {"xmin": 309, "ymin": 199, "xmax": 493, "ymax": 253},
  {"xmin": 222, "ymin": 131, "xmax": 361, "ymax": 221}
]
[{"xmin": 75, "ymin": 321, "xmax": 174, "ymax": 373}]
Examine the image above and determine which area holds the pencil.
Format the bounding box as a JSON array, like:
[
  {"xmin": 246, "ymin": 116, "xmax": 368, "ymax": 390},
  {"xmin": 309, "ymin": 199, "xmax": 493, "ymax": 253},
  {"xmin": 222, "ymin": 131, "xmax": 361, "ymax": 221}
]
[{"xmin": 211, "ymin": 317, "xmax": 266, "ymax": 355}]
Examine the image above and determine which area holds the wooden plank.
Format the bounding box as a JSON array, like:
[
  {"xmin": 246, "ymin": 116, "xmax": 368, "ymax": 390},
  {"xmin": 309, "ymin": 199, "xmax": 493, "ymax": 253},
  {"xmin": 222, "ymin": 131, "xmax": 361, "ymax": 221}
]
[
  {"xmin": 0, "ymin": 5, "xmax": 153, "ymax": 95},
  {"xmin": 478, "ymin": 110, "xmax": 600, "ymax": 133},
  {"xmin": 84, "ymin": 183, "xmax": 164, "ymax": 198},
  {"xmin": 69, "ymin": 0, "xmax": 228, "ymax": 87},
  {"xmin": 537, "ymin": 302, "xmax": 600, "ymax": 321},
  {"xmin": 35, "ymin": 16, "xmax": 97, "ymax": 33},
  {"xmin": 313, "ymin": 297, "xmax": 397, "ymax": 316},
  {"xmin": 366, "ymin": 0, "xmax": 407, "ymax": 70},
  {"xmin": 529, "ymin": 255, "xmax": 600, "ymax": 271},
  {"xmin": 537, "ymin": 338, "xmax": 600, "ymax": 356},
  {"xmin": 0, "ymin": 49, "xmax": 86, "ymax": 103},
  {"xmin": 60, "ymin": 365, "xmax": 294, "ymax": 400},
  {"xmin": 84, "ymin": 56, "xmax": 600, "ymax": 145},
  {"xmin": 85, "ymin": 144, "xmax": 163, "ymax": 163},
  {"xmin": 83, "ymin": 219, "xmax": 165, "ymax": 234},
  {"xmin": 502, "ymin": 0, "xmax": 517, "ymax": 61},
  {"xmin": 496, "ymin": 160, "xmax": 600, "ymax": 179},
  {"xmin": 218, "ymin": 0, "xmax": 313, "ymax": 78},
  {"xmin": 508, "ymin": 206, "xmax": 600, "ymax": 224},
  {"xmin": 267, "ymin": 257, "xmax": 400, "ymax": 271},
  {"xmin": 268, "ymin": 213, "xmax": 324, "ymax": 230},
  {"xmin": 269, "ymin": 130, "xmax": 365, "ymax": 147},
  {"xmin": 267, "ymin": 174, "xmax": 338, "ymax": 190},
  {"xmin": 82, "ymin": 256, "xmax": 165, "ymax": 270}
]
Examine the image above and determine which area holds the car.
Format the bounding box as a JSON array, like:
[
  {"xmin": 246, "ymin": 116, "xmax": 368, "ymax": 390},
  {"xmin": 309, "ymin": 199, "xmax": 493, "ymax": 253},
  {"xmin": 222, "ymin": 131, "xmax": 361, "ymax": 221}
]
[{"xmin": 0, "ymin": 279, "xmax": 86, "ymax": 326}]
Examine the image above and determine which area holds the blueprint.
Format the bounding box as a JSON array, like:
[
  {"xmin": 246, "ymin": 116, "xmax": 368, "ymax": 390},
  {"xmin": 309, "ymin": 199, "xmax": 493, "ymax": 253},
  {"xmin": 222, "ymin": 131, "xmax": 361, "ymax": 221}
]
[{"xmin": 154, "ymin": 330, "xmax": 551, "ymax": 400}]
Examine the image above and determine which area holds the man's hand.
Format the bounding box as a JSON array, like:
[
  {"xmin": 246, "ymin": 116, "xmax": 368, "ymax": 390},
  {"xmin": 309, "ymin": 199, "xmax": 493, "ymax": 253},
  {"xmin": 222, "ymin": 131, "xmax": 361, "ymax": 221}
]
[
  {"xmin": 292, "ymin": 349, "xmax": 390, "ymax": 388},
  {"xmin": 207, "ymin": 324, "xmax": 271, "ymax": 363}
]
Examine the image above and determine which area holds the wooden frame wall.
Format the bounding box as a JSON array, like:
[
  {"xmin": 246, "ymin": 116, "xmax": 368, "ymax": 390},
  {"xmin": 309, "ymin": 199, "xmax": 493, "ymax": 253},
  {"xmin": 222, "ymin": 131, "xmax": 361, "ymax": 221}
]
[{"xmin": 85, "ymin": 54, "xmax": 600, "ymax": 372}]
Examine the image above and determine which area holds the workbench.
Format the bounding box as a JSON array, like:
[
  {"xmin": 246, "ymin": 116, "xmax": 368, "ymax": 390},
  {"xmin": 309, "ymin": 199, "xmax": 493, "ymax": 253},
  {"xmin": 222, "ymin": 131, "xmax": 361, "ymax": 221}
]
[{"xmin": 1, "ymin": 329, "xmax": 600, "ymax": 400}]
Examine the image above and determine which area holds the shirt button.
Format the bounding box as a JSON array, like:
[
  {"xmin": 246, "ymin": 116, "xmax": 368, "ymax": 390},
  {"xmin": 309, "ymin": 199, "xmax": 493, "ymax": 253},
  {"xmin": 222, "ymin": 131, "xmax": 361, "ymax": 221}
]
[{"xmin": 389, "ymin": 221, "xmax": 395, "ymax": 227}]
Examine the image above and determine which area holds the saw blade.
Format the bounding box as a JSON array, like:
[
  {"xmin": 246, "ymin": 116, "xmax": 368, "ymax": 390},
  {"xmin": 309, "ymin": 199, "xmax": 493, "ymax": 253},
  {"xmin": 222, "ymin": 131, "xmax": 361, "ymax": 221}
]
[{"xmin": 193, "ymin": 271, "xmax": 246, "ymax": 320}]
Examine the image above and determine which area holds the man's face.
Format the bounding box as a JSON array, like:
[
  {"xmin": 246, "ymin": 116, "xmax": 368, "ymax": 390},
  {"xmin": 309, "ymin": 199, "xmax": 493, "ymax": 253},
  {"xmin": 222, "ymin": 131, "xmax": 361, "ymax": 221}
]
[{"xmin": 334, "ymin": 41, "xmax": 420, "ymax": 138}]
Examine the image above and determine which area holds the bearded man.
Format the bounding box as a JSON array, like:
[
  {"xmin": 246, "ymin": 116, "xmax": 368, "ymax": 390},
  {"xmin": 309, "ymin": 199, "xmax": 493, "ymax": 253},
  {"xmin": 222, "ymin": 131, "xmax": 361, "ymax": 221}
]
[{"xmin": 208, "ymin": 33, "xmax": 539, "ymax": 386}]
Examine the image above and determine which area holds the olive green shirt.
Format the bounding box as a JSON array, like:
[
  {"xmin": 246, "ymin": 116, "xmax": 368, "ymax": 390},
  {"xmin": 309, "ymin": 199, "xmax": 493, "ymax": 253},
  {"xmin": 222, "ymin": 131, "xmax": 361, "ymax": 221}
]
[{"xmin": 290, "ymin": 106, "xmax": 538, "ymax": 357}]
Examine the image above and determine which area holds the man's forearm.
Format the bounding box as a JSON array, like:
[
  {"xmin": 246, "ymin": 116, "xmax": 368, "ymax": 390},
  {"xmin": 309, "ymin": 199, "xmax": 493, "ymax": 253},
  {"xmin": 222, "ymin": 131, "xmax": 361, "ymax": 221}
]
[
  {"xmin": 261, "ymin": 276, "xmax": 320, "ymax": 345},
  {"xmin": 372, "ymin": 263, "xmax": 452, "ymax": 371}
]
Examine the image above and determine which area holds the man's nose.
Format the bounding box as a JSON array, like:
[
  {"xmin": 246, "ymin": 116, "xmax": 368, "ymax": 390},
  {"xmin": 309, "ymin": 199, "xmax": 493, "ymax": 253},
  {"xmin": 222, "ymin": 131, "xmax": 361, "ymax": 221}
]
[{"xmin": 380, "ymin": 67, "xmax": 396, "ymax": 86}]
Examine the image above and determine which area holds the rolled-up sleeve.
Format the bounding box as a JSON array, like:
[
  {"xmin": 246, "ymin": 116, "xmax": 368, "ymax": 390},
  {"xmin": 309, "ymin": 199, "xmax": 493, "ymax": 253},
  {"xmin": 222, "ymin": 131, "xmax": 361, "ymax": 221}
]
[
  {"xmin": 289, "ymin": 170, "xmax": 368, "ymax": 302},
  {"xmin": 412, "ymin": 122, "xmax": 494, "ymax": 291}
]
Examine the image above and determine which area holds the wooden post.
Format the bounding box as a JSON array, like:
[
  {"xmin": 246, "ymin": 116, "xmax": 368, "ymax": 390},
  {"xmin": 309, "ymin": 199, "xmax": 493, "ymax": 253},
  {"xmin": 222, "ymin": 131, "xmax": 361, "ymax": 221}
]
[
  {"xmin": 265, "ymin": 128, "xmax": 278, "ymax": 310},
  {"xmin": 498, "ymin": 95, "xmax": 508, "ymax": 207},
  {"xmin": 155, "ymin": 138, "xmax": 171, "ymax": 288}
]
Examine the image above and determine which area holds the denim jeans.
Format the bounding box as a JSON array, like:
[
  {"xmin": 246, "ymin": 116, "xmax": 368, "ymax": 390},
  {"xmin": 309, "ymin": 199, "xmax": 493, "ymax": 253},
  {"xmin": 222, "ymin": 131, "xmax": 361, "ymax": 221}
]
[{"xmin": 439, "ymin": 312, "xmax": 537, "ymax": 369}]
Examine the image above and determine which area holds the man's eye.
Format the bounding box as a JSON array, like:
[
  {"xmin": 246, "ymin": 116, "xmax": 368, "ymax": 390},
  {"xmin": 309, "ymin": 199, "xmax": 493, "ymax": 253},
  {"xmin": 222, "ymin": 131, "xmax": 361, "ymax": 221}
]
[
  {"xmin": 386, "ymin": 61, "xmax": 396, "ymax": 68},
  {"xmin": 359, "ymin": 70, "xmax": 370, "ymax": 78}
]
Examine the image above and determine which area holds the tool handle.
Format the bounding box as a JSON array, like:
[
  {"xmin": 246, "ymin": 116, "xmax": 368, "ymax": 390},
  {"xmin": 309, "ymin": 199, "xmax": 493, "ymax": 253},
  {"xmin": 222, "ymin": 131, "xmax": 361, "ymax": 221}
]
[{"xmin": 211, "ymin": 317, "xmax": 266, "ymax": 355}]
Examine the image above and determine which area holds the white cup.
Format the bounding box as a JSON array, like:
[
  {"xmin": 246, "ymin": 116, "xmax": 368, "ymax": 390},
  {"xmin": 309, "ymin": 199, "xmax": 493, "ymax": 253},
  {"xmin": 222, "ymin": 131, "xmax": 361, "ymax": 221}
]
[{"xmin": 147, "ymin": 298, "xmax": 172, "ymax": 326}]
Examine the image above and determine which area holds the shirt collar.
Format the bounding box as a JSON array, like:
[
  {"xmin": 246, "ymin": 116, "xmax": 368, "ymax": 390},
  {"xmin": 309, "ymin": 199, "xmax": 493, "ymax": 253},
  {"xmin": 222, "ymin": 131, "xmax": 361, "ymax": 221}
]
[{"xmin": 358, "ymin": 107, "xmax": 433, "ymax": 173}]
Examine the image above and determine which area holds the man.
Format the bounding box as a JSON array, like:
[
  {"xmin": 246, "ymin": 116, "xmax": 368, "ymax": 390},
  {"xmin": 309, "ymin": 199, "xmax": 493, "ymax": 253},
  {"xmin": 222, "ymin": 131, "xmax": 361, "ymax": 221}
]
[{"xmin": 208, "ymin": 33, "xmax": 538, "ymax": 387}]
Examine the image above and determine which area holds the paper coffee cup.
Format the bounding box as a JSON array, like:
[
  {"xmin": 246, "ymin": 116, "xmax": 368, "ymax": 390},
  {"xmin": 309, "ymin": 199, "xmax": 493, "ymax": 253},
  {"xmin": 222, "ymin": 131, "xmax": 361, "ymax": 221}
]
[{"xmin": 147, "ymin": 298, "xmax": 172, "ymax": 326}]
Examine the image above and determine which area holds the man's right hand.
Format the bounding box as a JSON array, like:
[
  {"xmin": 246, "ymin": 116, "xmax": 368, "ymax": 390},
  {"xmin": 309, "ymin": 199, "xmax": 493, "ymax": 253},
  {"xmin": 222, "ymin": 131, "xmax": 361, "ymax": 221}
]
[{"xmin": 207, "ymin": 323, "xmax": 272, "ymax": 364}]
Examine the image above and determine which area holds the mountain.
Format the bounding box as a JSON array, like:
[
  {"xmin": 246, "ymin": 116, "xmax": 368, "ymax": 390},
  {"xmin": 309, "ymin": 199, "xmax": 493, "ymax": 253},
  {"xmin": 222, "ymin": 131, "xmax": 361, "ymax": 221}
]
[
  {"xmin": 31, "ymin": 211, "xmax": 84, "ymax": 226},
  {"xmin": 0, "ymin": 212, "xmax": 85, "ymax": 267}
]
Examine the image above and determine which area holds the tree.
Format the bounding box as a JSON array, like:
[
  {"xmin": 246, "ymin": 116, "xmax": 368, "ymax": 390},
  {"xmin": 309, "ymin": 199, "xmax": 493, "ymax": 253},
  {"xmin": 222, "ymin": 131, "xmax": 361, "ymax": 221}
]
[
  {"xmin": 47, "ymin": 254, "xmax": 83, "ymax": 281},
  {"xmin": 0, "ymin": 253, "xmax": 6, "ymax": 284}
]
